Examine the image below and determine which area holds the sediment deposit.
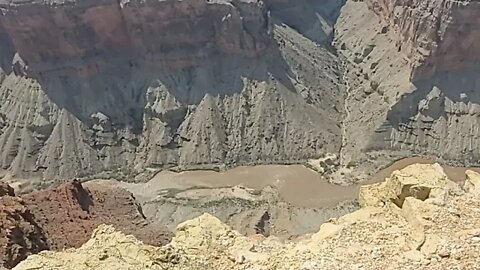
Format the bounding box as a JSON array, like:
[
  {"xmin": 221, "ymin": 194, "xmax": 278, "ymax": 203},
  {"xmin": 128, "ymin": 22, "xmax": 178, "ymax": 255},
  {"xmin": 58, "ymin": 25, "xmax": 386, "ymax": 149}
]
[{"xmin": 14, "ymin": 164, "xmax": 480, "ymax": 269}]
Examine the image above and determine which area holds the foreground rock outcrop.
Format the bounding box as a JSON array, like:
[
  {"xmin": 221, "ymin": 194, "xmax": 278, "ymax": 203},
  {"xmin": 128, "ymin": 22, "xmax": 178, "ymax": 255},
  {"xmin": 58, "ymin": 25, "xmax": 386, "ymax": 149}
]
[
  {"xmin": 0, "ymin": 196, "xmax": 47, "ymax": 269},
  {"xmin": 13, "ymin": 163, "xmax": 480, "ymax": 269},
  {"xmin": 0, "ymin": 180, "xmax": 170, "ymax": 268},
  {"xmin": 359, "ymin": 163, "xmax": 462, "ymax": 208},
  {"xmin": 22, "ymin": 180, "xmax": 171, "ymax": 250}
]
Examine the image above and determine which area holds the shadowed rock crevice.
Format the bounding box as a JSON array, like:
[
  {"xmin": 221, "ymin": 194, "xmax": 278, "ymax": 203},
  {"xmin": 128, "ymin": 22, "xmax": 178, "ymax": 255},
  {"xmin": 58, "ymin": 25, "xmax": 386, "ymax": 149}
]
[
  {"xmin": 267, "ymin": 0, "xmax": 347, "ymax": 45},
  {"xmin": 0, "ymin": 22, "xmax": 14, "ymax": 75}
]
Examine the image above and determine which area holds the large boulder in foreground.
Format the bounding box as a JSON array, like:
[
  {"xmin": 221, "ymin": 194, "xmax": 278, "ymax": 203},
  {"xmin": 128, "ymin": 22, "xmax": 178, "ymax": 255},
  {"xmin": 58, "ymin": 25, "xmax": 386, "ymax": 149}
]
[{"xmin": 359, "ymin": 163, "xmax": 462, "ymax": 208}]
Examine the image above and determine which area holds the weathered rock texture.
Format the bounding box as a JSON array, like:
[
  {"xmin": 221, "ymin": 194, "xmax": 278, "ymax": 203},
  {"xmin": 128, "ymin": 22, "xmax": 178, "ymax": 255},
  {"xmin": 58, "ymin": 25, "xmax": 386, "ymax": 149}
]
[
  {"xmin": 464, "ymin": 170, "xmax": 480, "ymax": 193},
  {"xmin": 1, "ymin": 0, "xmax": 270, "ymax": 71},
  {"xmin": 21, "ymin": 180, "xmax": 171, "ymax": 250},
  {"xmin": 135, "ymin": 185, "xmax": 357, "ymax": 238},
  {"xmin": 0, "ymin": 0, "xmax": 479, "ymax": 186},
  {"xmin": 0, "ymin": 180, "xmax": 170, "ymax": 269},
  {"xmin": 0, "ymin": 195, "xmax": 48, "ymax": 269},
  {"xmin": 359, "ymin": 163, "xmax": 462, "ymax": 208},
  {"xmin": 0, "ymin": 0, "xmax": 343, "ymax": 182},
  {"xmin": 365, "ymin": 0, "xmax": 480, "ymax": 80},
  {"xmin": 13, "ymin": 163, "xmax": 480, "ymax": 270},
  {"xmin": 332, "ymin": 0, "xmax": 480, "ymax": 184}
]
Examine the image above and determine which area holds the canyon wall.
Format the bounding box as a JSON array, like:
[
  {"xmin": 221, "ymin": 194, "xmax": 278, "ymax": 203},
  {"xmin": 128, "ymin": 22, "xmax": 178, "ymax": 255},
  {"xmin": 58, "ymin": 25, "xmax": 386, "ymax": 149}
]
[
  {"xmin": 0, "ymin": 0, "xmax": 479, "ymax": 183},
  {"xmin": 0, "ymin": 0, "xmax": 270, "ymax": 74},
  {"xmin": 0, "ymin": 0, "xmax": 344, "ymax": 181},
  {"xmin": 365, "ymin": 0, "xmax": 480, "ymax": 80},
  {"xmin": 331, "ymin": 0, "xmax": 480, "ymax": 184}
]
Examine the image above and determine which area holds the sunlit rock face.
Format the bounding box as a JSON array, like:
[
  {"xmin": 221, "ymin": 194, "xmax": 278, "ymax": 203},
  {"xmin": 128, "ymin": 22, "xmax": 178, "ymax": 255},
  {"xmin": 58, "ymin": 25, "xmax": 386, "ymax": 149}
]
[{"xmin": 365, "ymin": 0, "xmax": 480, "ymax": 80}]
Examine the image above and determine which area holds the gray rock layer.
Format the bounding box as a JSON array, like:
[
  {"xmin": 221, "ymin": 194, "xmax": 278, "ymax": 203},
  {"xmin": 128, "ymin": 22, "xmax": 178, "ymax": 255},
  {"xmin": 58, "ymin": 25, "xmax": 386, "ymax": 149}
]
[
  {"xmin": 1, "ymin": 0, "xmax": 480, "ymax": 183},
  {"xmin": 0, "ymin": 0, "xmax": 344, "ymax": 181}
]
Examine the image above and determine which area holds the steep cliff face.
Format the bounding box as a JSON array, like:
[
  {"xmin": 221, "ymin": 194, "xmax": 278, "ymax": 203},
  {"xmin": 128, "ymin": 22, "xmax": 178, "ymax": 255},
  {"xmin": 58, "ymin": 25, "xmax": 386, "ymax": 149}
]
[
  {"xmin": 369, "ymin": 0, "xmax": 480, "ymax": 164},
  {"xmin": 0, "ymin": 20, "xmax": 13, "ymax": 74},
  {"xmin": 0, "ymin": 0, "xmax": 344, "ymax": 181},
  {"xmin": 1, "ymin": 0, "xmax": 270, "ymax": 72},
  {"xmin": 0, "ymin": 0, "xmax": 479, "ymax": 183},
  {"xmin": 332, "ymin": 0, "xmax": 480, "ymax": 184},
  {"xmin": 365, "ymin": 0, "xmax": 480, "ymax": 80}
]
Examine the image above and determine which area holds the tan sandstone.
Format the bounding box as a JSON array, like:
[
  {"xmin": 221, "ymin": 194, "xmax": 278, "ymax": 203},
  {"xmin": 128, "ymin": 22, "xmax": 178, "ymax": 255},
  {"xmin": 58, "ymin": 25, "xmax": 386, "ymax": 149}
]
[
  {"xmin": 359, "ymin": 163, "xmax": 462, "ymax": 208},
  {"xmin": 464, "ymin": 170, "xmax": 480, "ymax": 194},
  {"xmin": 13, "ymin": 163, "xmax": 480, "ymax": 270}
]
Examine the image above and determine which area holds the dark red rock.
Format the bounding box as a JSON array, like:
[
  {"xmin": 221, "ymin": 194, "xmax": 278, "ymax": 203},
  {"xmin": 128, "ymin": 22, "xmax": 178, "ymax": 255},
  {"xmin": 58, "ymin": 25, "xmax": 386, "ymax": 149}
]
[
  {"xmin": 0, "ymin": 180, "xmax": 171, "ymax": 268},
  {"xmin": 22, "ymin": 180, "xmax": 171, "ymax": 250},
  {"xmin": 0, "ymin": 196, "xmax": 48, "ymax": 269}
]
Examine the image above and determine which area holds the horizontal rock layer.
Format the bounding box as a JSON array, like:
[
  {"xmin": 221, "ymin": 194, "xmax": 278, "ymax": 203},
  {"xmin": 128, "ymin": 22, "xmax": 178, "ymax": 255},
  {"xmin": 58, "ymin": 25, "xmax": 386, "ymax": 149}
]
[
  {"xmin": 0, "ymin": 0, "xmax": 344, "ymax": 181},
  {"xmin": 0, "ymin": 0, "xmax": 270, "ymax": 73}
]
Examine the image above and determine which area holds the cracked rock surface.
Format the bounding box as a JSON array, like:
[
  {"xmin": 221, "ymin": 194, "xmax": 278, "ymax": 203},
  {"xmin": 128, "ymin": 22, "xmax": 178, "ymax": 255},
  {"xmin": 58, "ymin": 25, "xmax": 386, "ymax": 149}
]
[{"xmin": 13, "ymin": 163, "xmax": 480, "ymax": 270}]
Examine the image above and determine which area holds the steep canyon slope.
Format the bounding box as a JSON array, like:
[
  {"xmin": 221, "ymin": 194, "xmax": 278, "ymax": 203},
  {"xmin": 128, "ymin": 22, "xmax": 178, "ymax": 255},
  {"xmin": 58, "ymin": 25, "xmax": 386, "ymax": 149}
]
[
  {"xmin": 0, "ymin": 0, "xmax": 479, "ymax": 184},
  {"xmin": 0, "ymin": 0, "xmax": 343, "ymax": 182},
  {"xmin": 333, "ymin": 0, "xmax": 480, "ymax": 183}
]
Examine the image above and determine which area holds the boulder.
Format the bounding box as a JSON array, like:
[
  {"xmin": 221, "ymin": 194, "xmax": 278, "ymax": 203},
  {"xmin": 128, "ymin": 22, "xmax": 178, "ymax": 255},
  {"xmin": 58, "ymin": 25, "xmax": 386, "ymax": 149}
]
[
  {"xmin": 360, "ymin": 163, "xmax": 461, "ymax": 208},
  {"xmin": 464, "ymin": 170, "xmax": 480, "ymax": 194},
  {"xmin": 172, "ymin": 213, "xmax": 251, "ymax": 254},
  {"xmin": 420, "ymin": 234, "xmax": 445, "ymax": 257},
  {"xmin": 0, "ymin": 182, "xmax": 14, "ymax": 197}
]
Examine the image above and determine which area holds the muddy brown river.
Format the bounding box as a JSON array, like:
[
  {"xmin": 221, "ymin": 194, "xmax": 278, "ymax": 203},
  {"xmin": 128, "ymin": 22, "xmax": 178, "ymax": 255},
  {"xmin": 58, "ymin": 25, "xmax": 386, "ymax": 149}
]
[{"xmin": 118, "ymin": 157, "xmax": 480, "ymax": 208}]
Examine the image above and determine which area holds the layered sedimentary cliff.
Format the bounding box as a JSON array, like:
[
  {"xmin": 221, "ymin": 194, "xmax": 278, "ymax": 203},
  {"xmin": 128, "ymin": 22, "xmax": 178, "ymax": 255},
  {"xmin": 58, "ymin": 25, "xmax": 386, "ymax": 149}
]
[
  {"xmin": 0, "ymin": 0, "xmax": 479, "ymax": 183},
  {"xmin": 0, "ymin": 0, "xmax": 270, "ymax": 71},
  {"xmin": 365, "ymin": 0, "xmax": 480, "ymax": 79},
  {"xmin": 13, "ymin": 164, "xmax": 480, "ymax": 269},
  {"xmin": 333, "ymin": 0, "xmax": 480, "ymax": 183},
  {"xmin": 0, "ymin": 0, "xmax": 343, "ymax": 182}
]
